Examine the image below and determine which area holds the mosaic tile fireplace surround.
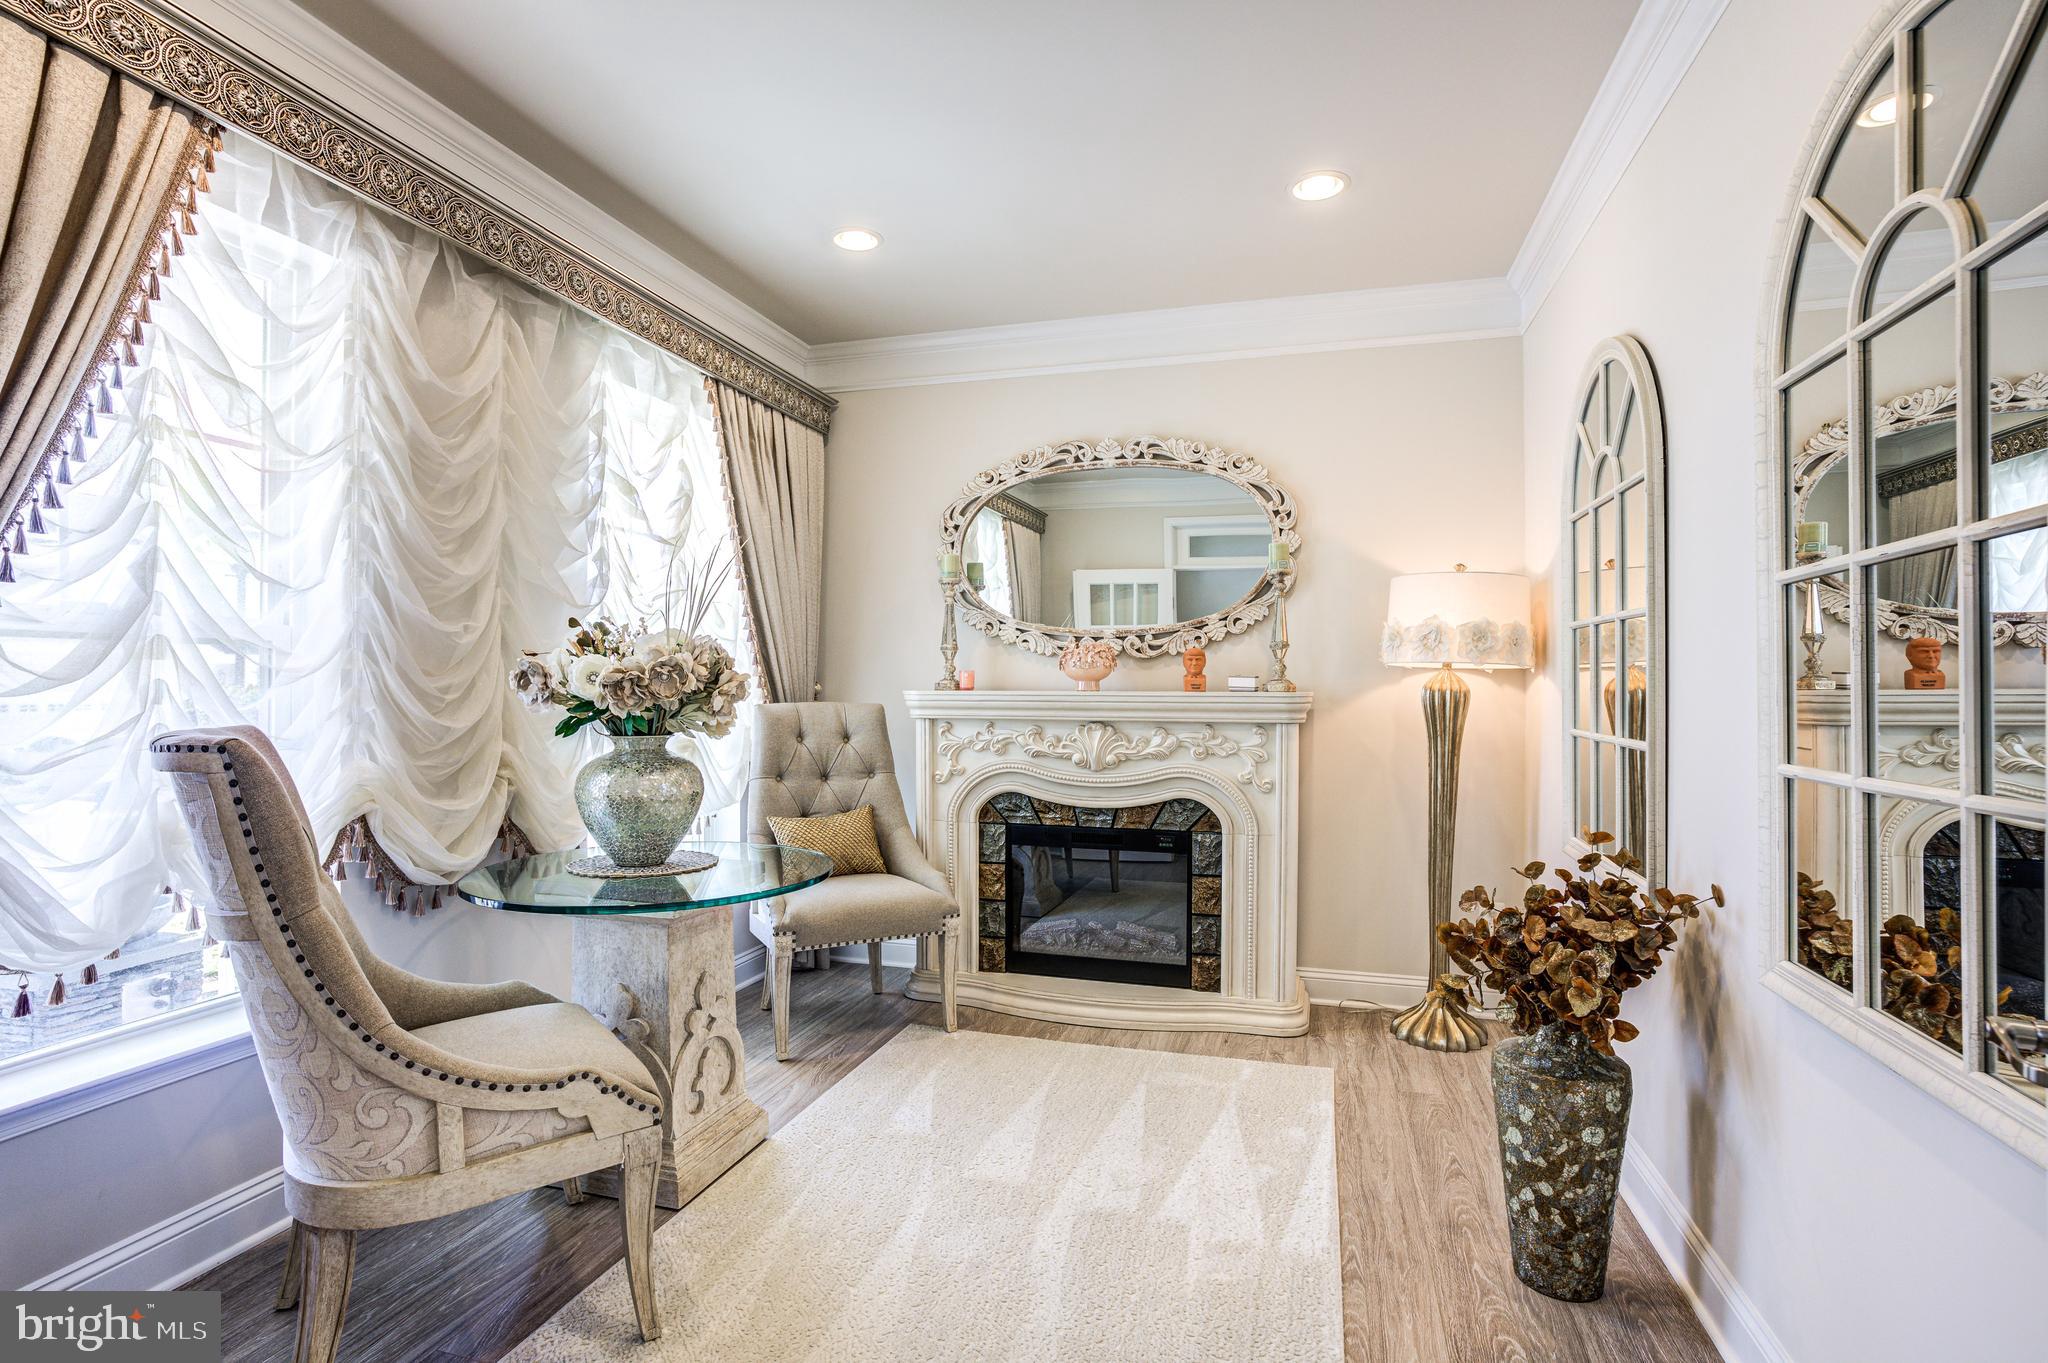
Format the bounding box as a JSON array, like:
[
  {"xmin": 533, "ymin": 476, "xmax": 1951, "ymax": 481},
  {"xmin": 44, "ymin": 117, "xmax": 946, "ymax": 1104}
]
[{"xmin": 977, "ymin": 794, "xmax": 1223, "ymax": 992}]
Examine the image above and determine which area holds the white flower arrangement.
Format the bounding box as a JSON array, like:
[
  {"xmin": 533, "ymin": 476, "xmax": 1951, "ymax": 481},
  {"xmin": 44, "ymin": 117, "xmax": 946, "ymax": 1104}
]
[{"xmin": 509, "ymin": 546, "xmax": 751, "ymax": 739}]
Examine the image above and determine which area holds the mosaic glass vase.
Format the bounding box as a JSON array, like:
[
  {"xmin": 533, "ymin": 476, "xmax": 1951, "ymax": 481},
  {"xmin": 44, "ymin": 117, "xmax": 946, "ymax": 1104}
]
[{"xmin": 574, "ymin": 733, "xmax": 703, "ymax": 869}]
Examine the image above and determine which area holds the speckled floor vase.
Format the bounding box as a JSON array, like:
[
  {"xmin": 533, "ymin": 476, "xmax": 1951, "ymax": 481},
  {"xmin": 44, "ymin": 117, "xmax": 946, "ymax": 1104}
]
[{"xmin": 1490, "ymin": 1023, "xmax": 1632, "ymax": 1303}]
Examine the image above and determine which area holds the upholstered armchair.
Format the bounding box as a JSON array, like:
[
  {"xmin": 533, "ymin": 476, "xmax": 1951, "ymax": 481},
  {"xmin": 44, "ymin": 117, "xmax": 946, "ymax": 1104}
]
[
  {"xmin": 151, "ymin": 727, "xmax": 663, "ymax": 1363},
  {"xmin": 745, "ymin": 702, "xmax": 959, "ymax": 1059}
]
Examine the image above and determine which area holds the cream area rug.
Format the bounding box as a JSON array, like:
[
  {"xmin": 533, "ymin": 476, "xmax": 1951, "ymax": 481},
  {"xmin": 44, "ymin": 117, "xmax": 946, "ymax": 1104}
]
[{"xmin": 506, "ymin": 1026, "xmax": 1341, "ymax": 1363}]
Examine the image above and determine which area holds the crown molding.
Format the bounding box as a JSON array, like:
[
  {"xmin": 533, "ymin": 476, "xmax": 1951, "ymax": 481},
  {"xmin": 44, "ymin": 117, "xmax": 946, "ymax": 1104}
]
[
  {"xmin": 810, "ymin": 0, "xmax": 1729, "ymax": 393},
  {"xmin": 1508, "ymin": 0, "xmax": 1732, "ymax": 328},
  {"xmin": 160, "ymin": 0, "xmax": 814, "ymax": 381},
  {"xmin": 151, "ymin": 0, "xmax": 1724, "ymax": 398},
  {"xmin": 808, "ymin": 278, "xmax": 1521, "ymax": 392}
]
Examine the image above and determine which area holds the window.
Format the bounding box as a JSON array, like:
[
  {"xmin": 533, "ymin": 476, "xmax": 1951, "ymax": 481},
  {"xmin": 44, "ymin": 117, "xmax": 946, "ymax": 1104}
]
[
  {"xmin": 1562, "ymin": 337, "xmax": 1668, "ymax": 884},
  {"xmin": 0, "ymin": 132, "xmax": 747, "ymax": 1068},
  {"xmin": 1768, "ymin": 0, "xmax": 2047, "ymax": 1157}
]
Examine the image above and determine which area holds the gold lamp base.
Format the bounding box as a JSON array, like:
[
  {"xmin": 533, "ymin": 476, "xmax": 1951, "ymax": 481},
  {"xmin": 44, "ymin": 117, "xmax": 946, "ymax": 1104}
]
[{"xmin": 1390, "ymin": 975, "xmax": 1488, "ymax": 1052}]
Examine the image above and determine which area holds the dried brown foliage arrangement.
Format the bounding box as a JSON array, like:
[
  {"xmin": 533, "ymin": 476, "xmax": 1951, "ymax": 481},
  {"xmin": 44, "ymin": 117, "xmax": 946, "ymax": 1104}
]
[
  {"xmin": 1794, "ymin": 872, "xmax": 1853, "ymax": 988},
  {"xmin": 1797, "ymin": 871, "xmax": 2006, "ymax": 1049},
  {"xmin": 1438, "ymin": 831, "xmax": 1723, "ymax": 1054}
]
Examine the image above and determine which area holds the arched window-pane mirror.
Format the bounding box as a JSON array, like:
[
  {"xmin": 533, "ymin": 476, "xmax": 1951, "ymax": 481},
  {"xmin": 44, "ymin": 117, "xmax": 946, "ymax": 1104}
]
[
  {"xmin": 1564, "ymin": 336, "xmax": 1668, "ymax": 885},
  {"xmin": 1767, "ymin": 0, "xmax": 2048, "ymax": 1162}
]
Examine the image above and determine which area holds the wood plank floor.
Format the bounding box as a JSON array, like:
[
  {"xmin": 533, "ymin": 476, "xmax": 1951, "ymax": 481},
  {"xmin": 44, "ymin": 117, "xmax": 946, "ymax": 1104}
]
[{"xmin": 187, "ymin": 965, "xmax": 1720, "ymax": 1363}]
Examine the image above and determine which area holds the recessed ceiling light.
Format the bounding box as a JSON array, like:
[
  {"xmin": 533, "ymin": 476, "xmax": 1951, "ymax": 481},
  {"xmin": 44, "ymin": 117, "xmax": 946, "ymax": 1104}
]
[
  {"xmin": 832, "ymin": 227, "xmax": 882, "ymax": 252},
  {"xmin": 1857, "ymin": 87, "xmax": 1938, "ymax": 128},
  {"xmin": 1290, "ymin": 171, "xmax": 1349, "ymax": 202}
]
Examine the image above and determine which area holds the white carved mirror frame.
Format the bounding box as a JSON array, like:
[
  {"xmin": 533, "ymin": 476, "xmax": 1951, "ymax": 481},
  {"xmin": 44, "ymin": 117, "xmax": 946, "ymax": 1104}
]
[
  {"xmin": 939, "ymin": 437, "xmax": 1300, "ymax": 658},
  {"xmin": 1790, "ymin": 372, "xmax": 2048, "ymax": 646}
]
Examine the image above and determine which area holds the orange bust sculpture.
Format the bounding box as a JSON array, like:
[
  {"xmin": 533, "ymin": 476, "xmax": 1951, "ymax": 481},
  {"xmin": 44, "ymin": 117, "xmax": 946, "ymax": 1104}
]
[
  {"xmin": 1903, "ymin": 636, "xmax": 1946, "ymax": 689},
  {"xmin": 1182, "ymin": 646, "xmax": 1209, "ymax": 692}
]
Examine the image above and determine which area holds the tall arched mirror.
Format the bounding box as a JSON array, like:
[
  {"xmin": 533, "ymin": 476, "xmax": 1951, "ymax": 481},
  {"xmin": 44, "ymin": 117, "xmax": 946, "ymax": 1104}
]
[
  {"xmin": 1563, "ymin": 337, "xmax": 1668, "ymax": 885},
  {"xmin": 1767, "ymin": 0, "xmax": 2048, "ymax": 1160}
]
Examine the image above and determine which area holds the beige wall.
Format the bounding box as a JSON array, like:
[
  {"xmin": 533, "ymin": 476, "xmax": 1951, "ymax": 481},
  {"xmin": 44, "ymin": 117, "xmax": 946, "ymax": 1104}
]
[
  {"xmin": 1520, "ymin": 0, "xmax": 2043, "ymax": 1358},
  {"xmin": 821, "ymin": 339, "xmax": 1526, "ymax": 985}
]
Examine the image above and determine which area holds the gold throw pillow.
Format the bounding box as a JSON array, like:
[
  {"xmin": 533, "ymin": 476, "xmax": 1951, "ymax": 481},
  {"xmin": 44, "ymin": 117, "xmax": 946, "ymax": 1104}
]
[{"xmin": 767, "ymin": 805, "xmax": 887, "ymax": 876}]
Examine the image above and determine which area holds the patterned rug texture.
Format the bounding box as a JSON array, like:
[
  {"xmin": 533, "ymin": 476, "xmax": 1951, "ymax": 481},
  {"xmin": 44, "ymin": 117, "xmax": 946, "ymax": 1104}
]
[{"xmin": 505, "ymin": 1025, "xmax": 1341, "ymax": 1362}]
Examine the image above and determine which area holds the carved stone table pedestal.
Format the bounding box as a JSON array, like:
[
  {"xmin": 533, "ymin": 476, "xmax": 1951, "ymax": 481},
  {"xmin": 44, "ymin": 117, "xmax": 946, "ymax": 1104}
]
[
  {"xmin": 454, "ymin": 843, "xmax": 833, "ymax": 1212},
  {"xmin": 572, "ymin": 905, "xmax": 765, "ymax": 1209}
]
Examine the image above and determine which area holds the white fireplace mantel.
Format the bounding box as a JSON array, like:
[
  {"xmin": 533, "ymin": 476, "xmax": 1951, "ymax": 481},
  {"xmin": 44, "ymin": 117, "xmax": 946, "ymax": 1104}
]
[{"xmin": 902, "ymin": 689, "xmax": 1312, "ymax": 1036}]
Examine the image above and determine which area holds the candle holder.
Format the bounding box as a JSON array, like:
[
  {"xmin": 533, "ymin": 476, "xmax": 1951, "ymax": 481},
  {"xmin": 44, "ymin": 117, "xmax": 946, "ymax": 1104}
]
[
  {"xmin": 1262, "ymin": 577, "xmax": 1297, "ymax": 693},
  {"xmin": 1794, "ymin": 555, "xmax": 1836, "ymax": 692},
  {"xmin": 935, "ymin": 571, "xmax": 962, "ymax": 691}
]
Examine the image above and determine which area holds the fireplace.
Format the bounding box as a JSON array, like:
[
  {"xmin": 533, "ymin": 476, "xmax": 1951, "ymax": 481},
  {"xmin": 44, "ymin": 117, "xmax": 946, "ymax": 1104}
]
[
  {"xmin": 908, "ymin": 689, "xmax": 1310, "ymax": 1035},
  {"xmin": 977, "ymin": 795, "xmax": 1221, "ymax": 992}
]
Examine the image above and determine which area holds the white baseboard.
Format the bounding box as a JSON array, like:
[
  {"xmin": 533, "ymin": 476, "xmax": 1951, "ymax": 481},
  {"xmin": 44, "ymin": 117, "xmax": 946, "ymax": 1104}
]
[
  {"xmin": 1619, "ymin": 1144, "xmax": 1790, "ymax": 1363},
  {"xmin": 26, "ymin": 1166, "xmax": 288, "ymax": 1292},
  {"xmin": 1297, "ymin": 967, "xmax": 1429, "ymax": 1010}
]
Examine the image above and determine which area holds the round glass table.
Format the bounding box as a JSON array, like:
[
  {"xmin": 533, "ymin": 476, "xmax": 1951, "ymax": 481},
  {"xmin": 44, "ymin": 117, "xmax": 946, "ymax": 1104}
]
[
  {"xmin": 454, "ymin": 841, "xmax": 833, "ymax": 1210},
  {"xmin": 455, "ymin": 842, "xmax": 833, "ymax": 915}
]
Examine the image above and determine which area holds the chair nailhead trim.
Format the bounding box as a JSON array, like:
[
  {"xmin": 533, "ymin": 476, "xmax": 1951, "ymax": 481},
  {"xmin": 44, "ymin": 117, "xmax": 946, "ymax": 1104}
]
[{"xmin": 162, "ymin": 741, "xmax": 661, "ymax": 1120}]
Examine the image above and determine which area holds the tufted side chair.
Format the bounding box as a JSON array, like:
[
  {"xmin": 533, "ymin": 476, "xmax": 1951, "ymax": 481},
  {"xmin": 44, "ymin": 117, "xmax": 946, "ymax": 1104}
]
[
  {"xmin": 152, "ymin": 727, "xmax": 663, "ymax": 1363},
  {"xmin": 745, "ymin": 702, "xmax": 959, "ymax": 1059}
]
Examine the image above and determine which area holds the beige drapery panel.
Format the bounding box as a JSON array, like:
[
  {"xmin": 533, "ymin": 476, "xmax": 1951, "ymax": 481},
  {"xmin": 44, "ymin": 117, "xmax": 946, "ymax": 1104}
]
[
  {"xmin": 1004, "ymin": 519, "xmax": 1043, "ymax": 623},
  {"xmin": 708, "ymin": 379, "xmax": 825, "ymax": 704},
  {"xmin": 1878, "ymin": 482, "xmax": 1957, "ymax": 608},
  {"xmin": 0, "ymin": 15, "xmax": 209, "ymax": 557}
]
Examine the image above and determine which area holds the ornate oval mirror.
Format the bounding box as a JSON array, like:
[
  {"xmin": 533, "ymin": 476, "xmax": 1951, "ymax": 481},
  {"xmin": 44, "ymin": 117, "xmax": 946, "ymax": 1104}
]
[
  {"xmin": 940, "ymin": 437, "xmax": 1298, "ymax": 657},
  {"xmin": 1790, "ymin": 371, "xmax": 2048, "ymax": 647}
]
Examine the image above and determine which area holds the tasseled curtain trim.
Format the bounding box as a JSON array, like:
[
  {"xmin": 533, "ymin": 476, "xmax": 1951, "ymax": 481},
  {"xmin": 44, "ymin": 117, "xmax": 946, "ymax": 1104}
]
[
  {"xmin": 0, "ymin": 124, "xmax": 222, "ymax": 588},
  {"xmin": 3, "ymin": 945, "xmax": 122, "ymax": 1019},
  {"xmin": 322, "ymin": 815, "xmax": 538, "ymax": 916}
]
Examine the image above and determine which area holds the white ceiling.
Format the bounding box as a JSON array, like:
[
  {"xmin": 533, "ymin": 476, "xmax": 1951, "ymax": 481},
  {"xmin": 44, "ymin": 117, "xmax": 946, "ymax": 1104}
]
[{"xmin": 288, "ymin": 0, "xmax": 1640, "ymax": 345}]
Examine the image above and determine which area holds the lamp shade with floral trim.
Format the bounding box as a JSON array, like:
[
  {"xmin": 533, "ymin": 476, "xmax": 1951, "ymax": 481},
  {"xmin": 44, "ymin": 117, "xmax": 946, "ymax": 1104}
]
[{"xmin": 1381, "ymin": 567, "xmax": 1533, "ymax": 670}]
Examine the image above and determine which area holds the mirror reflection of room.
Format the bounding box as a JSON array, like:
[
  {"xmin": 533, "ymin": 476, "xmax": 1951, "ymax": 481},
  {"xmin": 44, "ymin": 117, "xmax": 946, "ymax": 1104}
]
[
  {"xmin": 966, "ymin": 468, "xmax": 1270, "ymax": 629},
  {"xmin": 1782, "ymin": 0, "xmax": 2046, "ymax": 1078}
]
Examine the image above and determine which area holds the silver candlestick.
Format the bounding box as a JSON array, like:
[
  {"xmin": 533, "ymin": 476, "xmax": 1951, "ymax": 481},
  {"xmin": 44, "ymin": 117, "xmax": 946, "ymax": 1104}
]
[
  {"xmin": 935, "ymin": 574, "xmax": 961, "ymax": 690},
  {"xmin": 1797, "ymin": 630, "xmax": 1834, "ymax": 691},
  {"xmin": 1795, "ymin": 568, "xmax": 1836, "ymax": 691},
  {"xmin": 1262, "ymin": 584, "xmax": 1296, "ymax": 693}
]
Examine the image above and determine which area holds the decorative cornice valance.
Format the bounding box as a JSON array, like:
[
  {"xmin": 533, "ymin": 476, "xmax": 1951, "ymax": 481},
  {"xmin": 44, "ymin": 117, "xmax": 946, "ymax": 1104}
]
[
  {"xmin": 983, "ymin": 491, "xmax": 1047, "ymax": 535},
  {"xmin": 1, "ymin": 0, "xmax": 836, "ymax": 435},
  {"xmin": 1876, "ymin": 414, "xmax": 2048, "ymax": 501}
]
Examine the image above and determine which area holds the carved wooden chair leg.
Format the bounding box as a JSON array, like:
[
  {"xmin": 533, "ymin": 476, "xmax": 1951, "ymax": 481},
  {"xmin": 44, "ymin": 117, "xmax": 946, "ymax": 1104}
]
[
  {"xmin": 868, "ymin": 941, "xmax": 884, "ymax": 994},
  {"xmin": 274, "ymin": 1220, "xmax": 305, "ymax": 1311},
  {"xmin": 772, "ymin": 933, "xmax": 795, "ymax": 1060},
  {"xmin": 561, "ymin": 1175, "xmax": 586, "ymax": 1204},
  {"xmin": 620, "ymin": 1128, "xmax": 663, "ymax": 1342},
  {"xmin": 939, "ymin": 918, "xmax": 960, "ymax": 1033},
  {"xmin": 293, "ymin": 1226, "xmax": 356, "ymax": 1363}
]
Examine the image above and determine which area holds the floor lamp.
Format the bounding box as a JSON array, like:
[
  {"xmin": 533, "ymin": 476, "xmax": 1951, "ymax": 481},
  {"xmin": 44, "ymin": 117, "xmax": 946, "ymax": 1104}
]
[{"xmin": 1378, "ymin": 566, "xmax": 1533, "ymax": 1052}]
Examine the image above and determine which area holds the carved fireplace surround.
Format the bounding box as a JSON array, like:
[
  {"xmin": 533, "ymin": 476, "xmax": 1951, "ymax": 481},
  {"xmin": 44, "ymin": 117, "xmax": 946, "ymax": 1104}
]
[{"xmin": 903, "ymin": 689, "xmax": 1313, "ymax": 1035}]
